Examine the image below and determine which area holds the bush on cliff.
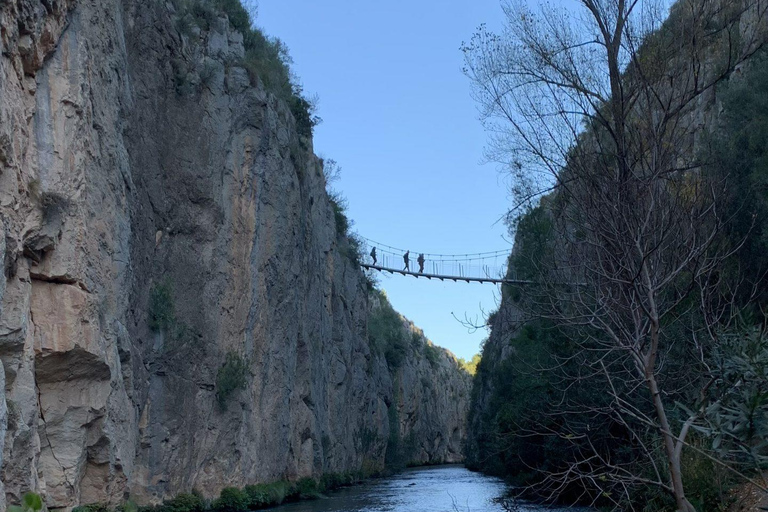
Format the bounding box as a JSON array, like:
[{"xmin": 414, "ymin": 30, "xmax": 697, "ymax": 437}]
[
  {"xmin": 367, "ymin": 291, "xmax": 408, "ymax": 369},
  {"xmin": 149, "ymin": 281, "xmax": 175, "ymax": 332},
  {"xmin": 148, "ymin": 281, "xmax": 197, "ymax": 351},
  {"xmin": 457, "ymin": 354, "xmax": 480, "ymax": 375},
  {"xmin": 422, "ymin": 342, "xmax": 441, "ymax": 368},
  {"xmin": 9, "ymin": 493, "xmax": 43, "ymax": 512},
  {"xmin": 216, "ymin": 352, "xmax": 249, "ymax": 410}
]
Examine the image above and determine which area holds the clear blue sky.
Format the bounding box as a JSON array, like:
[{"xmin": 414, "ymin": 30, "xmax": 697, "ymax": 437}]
[{"xmin": 259, "ymin": 1, "xmax": 511, "ymax": 360}]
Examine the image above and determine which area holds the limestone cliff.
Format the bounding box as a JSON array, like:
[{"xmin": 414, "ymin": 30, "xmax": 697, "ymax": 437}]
[{"xmin": 0, "ymin": 1, "xmax": 470, "ymax": 509}]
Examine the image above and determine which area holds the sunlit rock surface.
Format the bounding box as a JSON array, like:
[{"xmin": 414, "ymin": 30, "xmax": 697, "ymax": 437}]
[{"xmin": 0, "ymin": 1, "xmax": 470, "ymax": 508}]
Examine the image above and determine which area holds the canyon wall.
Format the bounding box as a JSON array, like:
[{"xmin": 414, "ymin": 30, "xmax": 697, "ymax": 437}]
[{"xmin": 0, "ymin": 1, "xmax": 470, "ymax": 509}]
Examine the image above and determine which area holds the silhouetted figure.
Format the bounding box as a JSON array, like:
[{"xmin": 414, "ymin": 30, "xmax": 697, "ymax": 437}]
[
  {"xmin": 418, "ymin": 253, "xmax": 425, "ymax": 273},
  {"xmin": 370, "ymin": 247, "xmax": 377, "ymax": 266},
  {"xmin": 403, "ymin": 250, "xmax": 410, "ymax": 271}
]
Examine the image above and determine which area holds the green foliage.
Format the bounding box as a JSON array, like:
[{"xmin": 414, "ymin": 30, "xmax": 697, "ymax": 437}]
[
  {"xmin": 118, "ymin": 500, "xmax": 139, "ymax": 512},
  {"xmin": 465, "ymin": 24, "xmax": 768, "ymax": 512},
  {"xmin": 503, "ymin": 204, "xmax": 555, "ymax": 305},
  {"xmin": 385, "ymin": 383, "xmax": 404, "ymax": 469},
  {"xmin": 707, "ymin": 50, "xmax": 768, "ymax": 306},
  {"xmin": 681, "ymin": 438, "xmax": 738, "ymax": 512},
  {"xmin": 457, "ymin": 353, "xmax": 481, "ymax": 375},
  {"xmin": 329, "ymin": 192, "xmax": 364, "ymax": 265},
  {"xmin": 322, "ymin": 159, "xmax": 366, "ymax": 268},
  {"xmin": 295, "ymin": 478, "xmax": 320, "ymax": 498},
  {"xmin": 148, "ymin": 280, "xmax": 196, "ymax": 350},
  {"xmin": 149, "ymin": 281, "xmax": 176, "ymax": 332},
  {"xmin": 157, "ymin": 493, "xmax": 205, "ymax": 512},
  {"xmin": 9, "ymin": 493, "xmax": 43, "ymax": 512},
  {"xmin": 243, "ymin": 484, "xmax": 270, "ymax": 508},
  {"xmin": 74, "ymin": 477, "xmax": 360, "ymax": 512},
  {"xmin": 243, "ymin": 481, "xmax": 298, "ymax": 508},
  {"xmin": 330, "ymin": 195, "xmax": 350, "ymax": 238},
  {"xmin": 368, "ymin": 291, "xmax": 408, "ymax": 369},
  {"xmin": 212, "ymin": 488, "xmax": 247, "ymax": 512},
  {"xmin": 422, "ymin": 342, "xmax": 441, "ymax": 368},
  {"xmin": 469, "ymin": 72, "xmax": 768, "ymax": 504},
  {"xmin": 72, "ymin": 505, "xmax": 109, "ymax": 512},
  {"xmin": 702, "ymin": 325, "xmax": 768, "ymax": 465},
  {"xmin": 318, "ymin": 472, "xmax": 360, "ymax": 491},
  {"xmin": 216, "ymin": 352, "xmax": 249, "ymax": 410}
]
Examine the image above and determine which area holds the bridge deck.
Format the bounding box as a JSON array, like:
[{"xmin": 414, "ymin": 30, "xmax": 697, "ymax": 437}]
[{"xmin": 360, "ymin": 264, "xmax": 538, "ymax": 285}]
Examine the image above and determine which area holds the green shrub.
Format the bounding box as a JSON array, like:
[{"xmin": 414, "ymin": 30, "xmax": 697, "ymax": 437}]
[
  {"xmin": 149, "ymin": 281, "xmax": 175, "ymax": 332},
  {"xmin": 296, "ymin": 478, "xmax": 320, "ymax": 498},
  {"xmin": 212, "ymin": 487, "xmax": 248, "ymax": 512},
  {"xmin": 289, "ymin": 94, "xmax": 316, "ymax": 139},
  {"xmin": 148, "ymin": 281, "xmax": 197, "ymax": 351},
  {"xmin": 457, "ymin": 354, "xmax": 481, "ymax": 375},
  {"xmin": 9, "ymin": 493, "xmax": 43, "ymax": 512},
  {"xmin": 423, "ymin": 343, "xmax": 441, "ymax": 368},
  {"xmin": 72, "ymin": 505, "xmax": 109, "ymax": 512},
  {"xmin": 368, "ymin": 291, "xmax": 408, "ymax": 368},
  {"xmin": 159, "ymin": 493, "xmax": 205, "ymax": 512},
  {"xmin": 254, "ymin": 481, "xmax": 296, "ymax": 506},
  {"xmin": 319, "ymin": 472, "xmax": 357, "ymax": 491},
  {"xmin": 216, "ymin": 352, "xmax": 249, "ymax": 410},
  {"xmin": 116, "ymin": 501, "xmax": 138, "ymax": 512},
  {"xmin": 243, "ymin": 484, "xmax": 271, "ymax": 508},
  {"xmin": 384, "ymin": 385, "xmax": 404, "ymax": 469},
  {"xmin": 330, "ymin": 195, "xmax": 350, "ymax": 238}
]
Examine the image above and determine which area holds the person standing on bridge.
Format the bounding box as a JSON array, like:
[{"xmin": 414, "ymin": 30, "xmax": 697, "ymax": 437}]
[
  {"xmin": 418, "ymin": 253, "xmax": 425, "ymax": 273},
  {"xmin": 403, "ymin": 250, "xmax": 410, "ymax": 271},
  {"xmin": 370, "ymin": 246, "xmax": 377, "ymax": 266}
]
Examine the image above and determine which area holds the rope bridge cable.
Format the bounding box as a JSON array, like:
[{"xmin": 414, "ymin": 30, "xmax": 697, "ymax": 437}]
[
  {"xmin": 358, "ymin": 236, "xmax": 510, "ymax": 259},
  {"xmin": 358, "ymin": 237, "xmax": 523, "ymax": 285}
]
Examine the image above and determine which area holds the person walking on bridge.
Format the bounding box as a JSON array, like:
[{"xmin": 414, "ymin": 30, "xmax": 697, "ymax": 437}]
[
  {"xmin": 403, "ymin": 250, "xmax": 410, "ymax": 272},
  {"xmin": 370, "ymin": 246, "xmax": 377, "ymax": 266},
  {"xmin": 417, "ymin": 253, "xmax": 425, "ymax": 273}
]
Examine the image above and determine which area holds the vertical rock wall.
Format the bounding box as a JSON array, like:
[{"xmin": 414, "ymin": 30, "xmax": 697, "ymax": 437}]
[{"xmin": 0, "ymin": 1, "xmax": 470, "ymax": 509}]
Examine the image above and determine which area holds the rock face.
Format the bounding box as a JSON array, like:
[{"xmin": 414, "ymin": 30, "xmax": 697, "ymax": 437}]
[{"xmin": 0, "ymin": 1, "xmax": 470, "ymax": 509}]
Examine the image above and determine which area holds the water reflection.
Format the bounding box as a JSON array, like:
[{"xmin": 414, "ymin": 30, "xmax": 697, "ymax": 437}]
[{"xmin": 267, "ymin": 465, "xmax": 582, "ymax": 512}]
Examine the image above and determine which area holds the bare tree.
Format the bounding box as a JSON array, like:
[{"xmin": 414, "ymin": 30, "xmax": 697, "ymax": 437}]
[{"xmin": 463, "ymin": 0, "xmax": 767, "ymax": 510}]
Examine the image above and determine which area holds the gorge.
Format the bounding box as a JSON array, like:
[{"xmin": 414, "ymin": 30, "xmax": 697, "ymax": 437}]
[{"xmin": 3, "ymin": 0, "xmax": 768, "ymax": 511}]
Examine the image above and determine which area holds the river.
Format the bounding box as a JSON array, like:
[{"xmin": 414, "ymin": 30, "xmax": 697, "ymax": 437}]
[{"xmin": 266, "ymin": 465, "xmax": 583, "ymax": 512}]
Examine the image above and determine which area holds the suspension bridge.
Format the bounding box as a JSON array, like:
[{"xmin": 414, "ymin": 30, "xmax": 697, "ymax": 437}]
[{"xmin": 357, "ymin": 236, "xmax": 532, "ymax": 285}]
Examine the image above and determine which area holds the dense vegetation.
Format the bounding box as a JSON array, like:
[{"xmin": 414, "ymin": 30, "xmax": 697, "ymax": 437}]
[
  {"xmin": 368, "ymin": 290, "xmax": 410, "ymax": 369},
  {"xmin": 466, "ymin": 51, "xmax": 768, "ymax": 511},
  {"xmin": 67, "ymin": 473, "xmax": 371, "ymax": 512},
  {"xmin": 456, "ymin": 354, "xmax": 480, "ymax": 375},
  {"xmin": 216, "ymin": 351, "xmax": 249, "ymax": 410},
  {"xmin": 367, "ymin": 289, "xmax": 457, "ymax": 373},
  {"xmin": 148, "ymin": 281, "xmax": 196, "ymax": 351}
]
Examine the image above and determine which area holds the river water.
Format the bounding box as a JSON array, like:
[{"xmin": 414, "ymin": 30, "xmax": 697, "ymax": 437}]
[{"xmin": 267, "ymin": 465, "xmax": 582, "ymax": 512}]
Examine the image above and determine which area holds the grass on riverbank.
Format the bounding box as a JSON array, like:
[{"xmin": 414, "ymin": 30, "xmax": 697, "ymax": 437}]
[{"xmin": 72, "ymin": 472, "xmax": 376, "ymax": 512}]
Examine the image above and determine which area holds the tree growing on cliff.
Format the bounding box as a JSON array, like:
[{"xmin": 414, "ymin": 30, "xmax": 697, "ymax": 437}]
[{"xmin": 464, "ymin": 0, "xmax": 767, "ymax": 509}]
